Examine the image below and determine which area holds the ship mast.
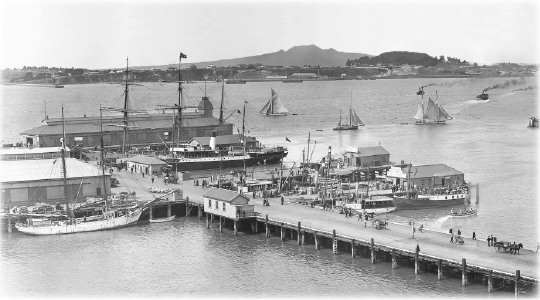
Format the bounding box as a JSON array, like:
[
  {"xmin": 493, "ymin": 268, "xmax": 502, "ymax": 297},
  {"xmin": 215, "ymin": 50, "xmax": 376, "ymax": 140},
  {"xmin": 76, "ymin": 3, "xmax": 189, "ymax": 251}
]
[
  {"xmin": 60, "ymin": 105, "xmax": 72, "ymax": 219},
  {"xmin": 99, "ymin": 105, "xmax": 109, "ymax": 213},
  {"xmin": 177, "ymin": 52, "xmax": 186, "ymax": 150},
  {"xmin": 219, "ymin": 80, "xmax": 225, "ymax": 133},
  {"xmin": 122, "ymin": 58, "xmax": 130, "ymax": 154}
]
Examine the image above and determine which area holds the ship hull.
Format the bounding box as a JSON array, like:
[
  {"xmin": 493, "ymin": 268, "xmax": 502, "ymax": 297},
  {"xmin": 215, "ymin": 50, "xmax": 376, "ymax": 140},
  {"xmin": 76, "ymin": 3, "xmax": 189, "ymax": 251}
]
[
  {"xmin": 394, "ymin": 194, "xmax": 467, "ymax": 210},
  {"xmin": 168, "ymin": 150, "xmax": 288, "ymax": 171},
  {"xmin": 15, "ymin": 209, "xmax": 143, "ymax": 235}
]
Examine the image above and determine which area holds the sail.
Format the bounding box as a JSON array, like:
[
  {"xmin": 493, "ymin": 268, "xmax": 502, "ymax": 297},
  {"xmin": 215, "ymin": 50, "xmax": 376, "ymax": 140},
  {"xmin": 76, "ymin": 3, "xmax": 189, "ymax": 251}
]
[
  {"xmin": 424, "ymin": 98, "xmax": 439, "ymax": 121},
  {"xmin": 413, "ymin": 101, "xmax": 424, "ymax": 120},
  {"xmin": 437, "ymin": 103, "xmax": 453, "ymax": 120},
  {"xmin": 261, "ymin": 89, "xmax": 288, "ymax": 115},
  {"xmin": 269, "ymin": 89, "xmax": 288, "ymax": 114},
  {"xmin": 352, "ymin": 110, "xmax": 364, "ymax": 126}
]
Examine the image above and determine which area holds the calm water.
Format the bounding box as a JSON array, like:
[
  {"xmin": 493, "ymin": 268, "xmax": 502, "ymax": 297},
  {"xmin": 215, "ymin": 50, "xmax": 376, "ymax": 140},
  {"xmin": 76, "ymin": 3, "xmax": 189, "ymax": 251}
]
[{"xmin": 0, "ymin": 77, "xmax": 538, "ymax": 297}]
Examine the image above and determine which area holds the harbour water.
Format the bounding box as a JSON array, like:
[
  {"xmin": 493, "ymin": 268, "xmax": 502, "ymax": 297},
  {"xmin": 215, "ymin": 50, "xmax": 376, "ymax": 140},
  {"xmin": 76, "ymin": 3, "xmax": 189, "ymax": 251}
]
[{"xmin": 0, "ymin": 77, "xmax": 538, "ymax": 297}]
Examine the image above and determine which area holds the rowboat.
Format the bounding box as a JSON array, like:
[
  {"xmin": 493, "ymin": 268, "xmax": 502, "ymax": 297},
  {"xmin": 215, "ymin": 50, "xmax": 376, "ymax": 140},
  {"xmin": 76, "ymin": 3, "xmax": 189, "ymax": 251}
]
[
  {"xmin": 149, "ymin": 215, "xmax": 176, "ymax": 223},
  {"xmin": 448, "ymin": 210, "xmax": 477, "ymax": 218}
]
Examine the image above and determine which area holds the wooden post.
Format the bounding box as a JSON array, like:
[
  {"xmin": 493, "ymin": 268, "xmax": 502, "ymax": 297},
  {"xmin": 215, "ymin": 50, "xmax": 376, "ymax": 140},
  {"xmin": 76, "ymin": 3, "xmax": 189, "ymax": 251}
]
[
  {"xmin": 301, "ymin": 231, "xmax": 305, "ymax": 244},
  {"xmin": 476, "ymin": 183, "xmax": 480, "ymax": 204},
  {"xmin": 371, "ymin": 238, "xmax": 376, "ymax": 264},
  {"xmin": 488, "ymin": 270, "xmax": 493, "ymax": 292},
  {"xmin": 265, "ymin": 214, "xmax": 269, "ymax": 238},
  {"xmin": 314, "ymin": 233, "xmax": 319, "ymax": 250},
  {"xmin": 7, "ymin": 214, "xmax": 12, "ymax": 234},
  {"xmin": 255, "ymin": 219, "xmax": 258, "ymax": 232},
  {"xmin": 185, "ymin": 197, "xmax": 190, "ymax": 217},
  {"xmin": 211, "ymin": 213, "xmax": 214, "ymax": 223},
  {"xmin": 515, "ymin": 270, "xmax": 520, "ymax": 298},
  {"xmin": 462, "ymin": 258, "xmax": 467, "ymax": 286},
  {"xmin": 167, "ymin": 203, "xmax": 172, "ymax": 218},
  {"xmin": 206, "ymin": 213, "xmax": 209, "ymax": 228},
  {"xmin": 297, "ymin": 222, "xmax": 302, "ymax": 245},
  {"xmin": 149, "ymin": 205, "xmax": 153, "ymax": 221},
  {"xmin": 392, "ymin": 249, "xmax": 398, "ymax": 269},
  {"xmin": 415, "ymin": 246, "xmax": 419, "ymax": 274},
  {"xmin": 219, "ymin": 216, "xmax": 223, "ymax": 232},
  {"xmin": 351, "ymin": 240, "xmax": 356, "ymax": 258},
  {"xmin": 332, "ymin": 230, "xmax": 337, "ymax": 254},
  {"xmin": 280, "ymin": 223, "xmax": 285, "ymax": 241},
  {"xmin": 251, "ymin": 220, "xmax": 256, "ymax": 233},
  {"xmin": 234, "ymin": 219, "xmax": 237, "ymax": 236},
  {"xmin": 198, "ymin": 205, "xmax": 203, "ymax": 220}
]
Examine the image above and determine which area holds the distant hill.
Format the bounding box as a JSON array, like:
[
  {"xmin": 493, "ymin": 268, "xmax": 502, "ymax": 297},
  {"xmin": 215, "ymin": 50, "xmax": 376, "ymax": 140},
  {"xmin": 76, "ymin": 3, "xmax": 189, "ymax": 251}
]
[
  {"xmin": 346, "ymin": 51, "xmax": 463, "ymax": 67},
  {"xmin": 135, "ymin": 45, "xmax": 372, "ymax": 69}
]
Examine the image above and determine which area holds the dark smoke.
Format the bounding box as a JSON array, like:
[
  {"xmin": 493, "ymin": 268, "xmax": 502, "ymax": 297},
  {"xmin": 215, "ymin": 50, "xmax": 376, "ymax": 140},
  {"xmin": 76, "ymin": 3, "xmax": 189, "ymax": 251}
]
[
  {"xmin": 512, "ymin": 86, "xmax": 537, "ymax": 92},
  {"xmin": 485, "ymin": 77, "xmax": 526, "ymax": 91}
]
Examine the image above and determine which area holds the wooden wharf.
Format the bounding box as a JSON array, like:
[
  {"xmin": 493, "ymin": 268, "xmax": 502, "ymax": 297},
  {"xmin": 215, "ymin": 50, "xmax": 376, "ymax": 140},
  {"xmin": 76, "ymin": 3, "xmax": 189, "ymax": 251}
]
[{"xmin": 7, "ymin": 169, "xmax": 534, "ymax": 296}]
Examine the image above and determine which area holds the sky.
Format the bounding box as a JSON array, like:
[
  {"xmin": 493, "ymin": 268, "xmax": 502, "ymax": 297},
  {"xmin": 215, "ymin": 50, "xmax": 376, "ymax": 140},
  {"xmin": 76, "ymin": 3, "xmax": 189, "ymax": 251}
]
[{"xmin": 0, "ymin": 0, "xmax": 539, "ymax": 69}]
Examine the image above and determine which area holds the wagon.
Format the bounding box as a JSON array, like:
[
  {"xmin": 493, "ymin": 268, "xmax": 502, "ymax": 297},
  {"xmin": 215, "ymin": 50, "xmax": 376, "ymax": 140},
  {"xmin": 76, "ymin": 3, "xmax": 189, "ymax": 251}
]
[
  {"xmin": 455, "ymin": 235, "xmax": 464, "ymax": 245},
  {"xmin": 373, "ymin": 219, "xmax": 387, "ymax": 230},
  {"xmin": 494, "ymin": 241, "xmax": 512, "ymax": 252}
]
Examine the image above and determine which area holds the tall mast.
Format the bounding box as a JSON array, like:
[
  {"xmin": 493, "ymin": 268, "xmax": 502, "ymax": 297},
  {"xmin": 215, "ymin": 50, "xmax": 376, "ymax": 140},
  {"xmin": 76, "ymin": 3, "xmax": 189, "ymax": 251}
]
[
  {"xmin": 171, "ymin": 107, "xmax": 176, "ymax": 157},
  {"xmin": 436, "ymin": 90, "xmax": 440, "ymax": 122},
  {"xmin": 60, "ymin": 105, "xmax": 71, "ymax": 218},
  {"xmin": 350, "ymin": 91, "xmax": 353, "ymax": 127},
  {"xmin": 178, "ymin": 52, "xmax": 186, "ymax": 149},
  {"xmin": 242, "ymin": 101, "xmax": 246, "ymax": 153},
  {"xmin": 306, "ymin": 132, "xmax": 311, "ymax": 166},
  {"xmin": 99, "ymin": 105, "xmax": 109, "ymax": 212},
  {"xmin": 219, "ymin": 79, "xmax": 225, "ymax": 134},
  {"xmin": 122, "ymin": 57, "xmax": 130, "ymax": 154}
]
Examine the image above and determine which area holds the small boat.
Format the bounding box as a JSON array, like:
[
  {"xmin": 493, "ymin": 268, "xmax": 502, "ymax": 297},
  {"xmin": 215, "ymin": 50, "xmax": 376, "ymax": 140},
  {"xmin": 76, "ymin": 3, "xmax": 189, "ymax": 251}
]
[
  {"xmin": 260, "ymin": 88, "xmax": 288, "ymax": 116},
  {"xmin": 448, "ymin": 209, "xmax": 477, "ymax": 218},
  {"xmin": 416, "ymin": 87, "xmax": 425, "ymax": 95},
  {"xmin": 413, "ymin": 91, "xmax": 452, "ymax": 125},
  {"xmin": 149, "ymin": 215, "xmax": 176, "ymax": 223},
  {"xmin": 476, "ymin": 89, "xmax": 489, "ymax": 100}
]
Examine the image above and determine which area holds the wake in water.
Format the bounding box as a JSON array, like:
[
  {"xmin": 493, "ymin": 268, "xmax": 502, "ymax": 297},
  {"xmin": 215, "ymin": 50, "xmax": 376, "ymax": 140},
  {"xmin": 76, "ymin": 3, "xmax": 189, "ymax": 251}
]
[
  {"xmin": 431, "ymin": 215, "xmax": 450, "ymax": 229},
  {"xmin": 500, "ymin": 92, "xmax": 515, "ymax": 97},
  {"xmin": 463, "ymin": 99, "xmax": 490, "ymax": 104}
]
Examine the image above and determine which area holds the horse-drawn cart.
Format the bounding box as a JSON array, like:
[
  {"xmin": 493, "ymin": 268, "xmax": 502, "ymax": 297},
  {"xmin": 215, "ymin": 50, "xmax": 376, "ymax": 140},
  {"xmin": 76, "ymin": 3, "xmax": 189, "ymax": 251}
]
[
  {"xmin": 373, "ymin": 219, "xmax": 387, "ymax": 230},
  {"xmin": 494, "ymin": 241, "xmax": 522, "ymax": 254}
]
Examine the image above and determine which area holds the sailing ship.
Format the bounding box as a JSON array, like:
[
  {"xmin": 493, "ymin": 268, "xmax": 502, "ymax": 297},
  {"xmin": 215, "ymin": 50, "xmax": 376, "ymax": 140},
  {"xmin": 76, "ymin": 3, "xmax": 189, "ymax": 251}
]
[
  {"xmin": 260, "ymin": 89, "xmax": 288, "ymax": 116},
  {"xmin": 14, "ymin": 107, "xmax": 163, "ymax": 235},
  {"xmin": 413, "ymin": 91, "xmax": 452, "ymax": 125},
  {"xmin": 333, "ymin": 108, "xmax": 364, "ymax": 130},
  {"xmin": 162, "ymin": 69, "xmax": 287, "ymax": 171},
  {"xmin": 476, "ymin": 89, "xmax": 489, "ymax": 100}
]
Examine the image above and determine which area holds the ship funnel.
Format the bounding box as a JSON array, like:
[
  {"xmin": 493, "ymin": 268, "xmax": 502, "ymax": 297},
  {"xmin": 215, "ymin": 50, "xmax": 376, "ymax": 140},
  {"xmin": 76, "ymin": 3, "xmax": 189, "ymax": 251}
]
[{"xmin": 210, "ymin": 132, "xmax": 216, "ymax": 150}]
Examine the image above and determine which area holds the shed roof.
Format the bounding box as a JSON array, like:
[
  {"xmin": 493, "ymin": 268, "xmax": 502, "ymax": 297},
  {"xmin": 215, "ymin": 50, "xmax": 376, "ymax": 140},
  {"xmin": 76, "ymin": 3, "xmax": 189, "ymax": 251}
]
[
  {"xmin": 126, "ymin": 155, "xmax": 168, "ymax": 165},
  {"xmin": 20, "ymin": 114, "xmax": 232, "ymax": 137},
  {"xmin": 409, "ymin": 164, "xmax": 463, "ymax": 178},
  {"xmin": 0, "ymin": 158, "xmax": 106, "ymax": 183},
  {"xmin": 203, "ymin": 188, "xmax": 250, "ymax": 204},
  {"xmin": 348, "ymin": 146, "xmax": 389, "ymax": 157}
]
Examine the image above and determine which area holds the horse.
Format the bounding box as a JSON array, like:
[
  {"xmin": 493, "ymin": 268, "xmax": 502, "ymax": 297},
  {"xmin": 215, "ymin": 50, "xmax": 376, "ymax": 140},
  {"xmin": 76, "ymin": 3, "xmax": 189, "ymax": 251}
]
[{"xmin": 510, "ymin": 243, "xmax": 523, "ymax": 255}]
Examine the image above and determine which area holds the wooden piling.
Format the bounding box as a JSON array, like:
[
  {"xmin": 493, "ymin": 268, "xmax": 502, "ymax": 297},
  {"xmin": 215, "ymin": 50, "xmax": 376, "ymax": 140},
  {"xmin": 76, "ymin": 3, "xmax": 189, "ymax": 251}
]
[
  {"xmin": 488, "ymin": 270, "xmax": 493, "ymax": 292},
  {"xmin": 7, "ymin": 214, "xmax": 12, "ymax": 234},
  {"xmin": 219, "ymin": 216, "xmax": 223, "ymax": 232},
  {"xmin": 280, "ymin": 223, "xmax": 285, "ymax": 241},
  {"xmin": 351, "ymin": 239, "xmax": 356, "ymax": 258},
  {"xmin": 476, "ymin": 183, "xmax": 480, "ymax": 204},
  {"xmin": 371, "ymin": 238, "xmax": 376, "ymax": 264},
  {"xmin": 415, "ymin": 246, "xmax": 419, "ymax": 274},
  {"xmin": 211, "ymin": 213, "xmax": 214, "ymax": 223},
  {"xmin": 332, "ymin": 230, "xmax": 337, "ymax": 254},
  {"xmin": 234, "ymin": 219, "xmax": 237, "ymax": 236},
  {"xmin": 515, "ymin": 270, "xmax": 520, "ymax": 298},
  {"xmin": 206, "ymin": 213, "xmax": 209, "ymax": 228},
  {"xmin": 149, "ymin": 205, "xmax": 153, "ymax": 221},
  {"xmin": 185, "ymin": 197, "xmax": 190, "ymax": 217},
  {"xmin": 251, "ymin": 219, "xmax": 257, "ymax": 233},
  {"xmin": 265, "ymin": 214, "xmax": 269, "ymax": 238},
  {"xmin": 167, "ymin": 203, "xmax": 172, "ymax": 218},
  {"xmin": 462, "ymin": 258, "xmax": 467, "ymax": 286},
  {"xmin": 438, "ymin": 259, "xmax": 442, "ymax": 280},
  {"xmin": 314, "ymin": 233, "xmax": 320, "ymax": 250},
  {"xmin": 297, "ymin": 222, "xmax": 302, "ymax": 245},
  {"xmin": 392, "ymin": 249, "xmax": 398, "ymax": 269},
  {"xmin": 198, "ymin": 205, "xmax": 203, "ymax": 220}
]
